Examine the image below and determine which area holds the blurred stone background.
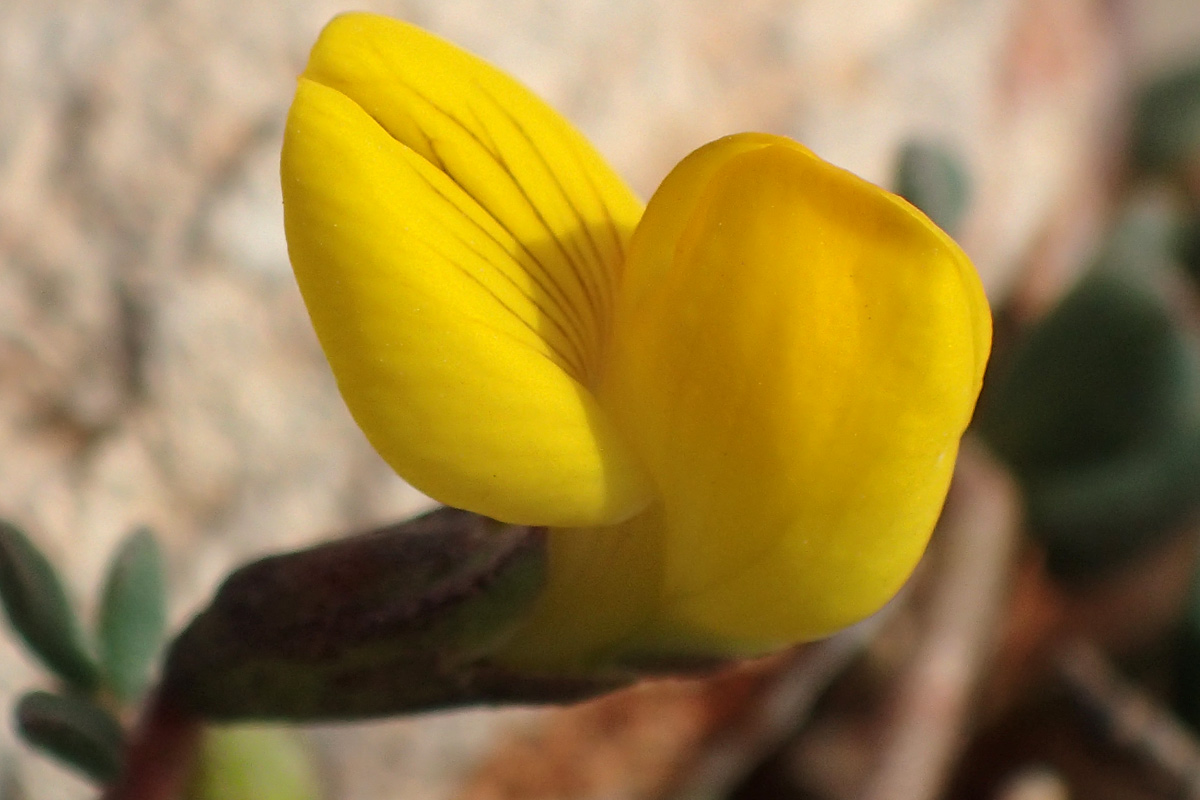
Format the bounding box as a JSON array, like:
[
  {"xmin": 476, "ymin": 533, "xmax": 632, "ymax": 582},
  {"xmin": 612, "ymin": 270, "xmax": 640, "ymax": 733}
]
[{"xmin": 2, "ymin": 0, "xmax": 1200, "ymax": 797}]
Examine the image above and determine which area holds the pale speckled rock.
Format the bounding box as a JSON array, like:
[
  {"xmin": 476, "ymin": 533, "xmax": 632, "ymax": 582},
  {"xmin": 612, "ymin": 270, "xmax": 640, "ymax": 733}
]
[{"xmin": 0, "ymin": 0, "xmax": 1195, "ymax": 798}]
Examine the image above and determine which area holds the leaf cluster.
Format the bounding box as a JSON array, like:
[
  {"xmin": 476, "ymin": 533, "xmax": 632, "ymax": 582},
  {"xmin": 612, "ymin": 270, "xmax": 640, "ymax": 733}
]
[{"xmin": 0, "ymin": 522, "xmax": 166, "ymax": 785}]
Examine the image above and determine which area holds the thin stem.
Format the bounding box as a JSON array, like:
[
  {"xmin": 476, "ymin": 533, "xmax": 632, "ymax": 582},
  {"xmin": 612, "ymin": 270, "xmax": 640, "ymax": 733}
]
[
  {"xmin": 103, "ymin": 688, "xmax": 202, "ymax": 800},
  {"xmin": 1056, "ymin": 638, "xmax": 1200, "ymax": 798}
]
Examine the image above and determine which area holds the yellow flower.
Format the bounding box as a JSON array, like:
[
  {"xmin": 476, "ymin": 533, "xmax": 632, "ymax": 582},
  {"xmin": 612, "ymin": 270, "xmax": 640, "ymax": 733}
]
[{"xmin": 281, "ymin": 13, "xmax": 991, "ymax": 669}]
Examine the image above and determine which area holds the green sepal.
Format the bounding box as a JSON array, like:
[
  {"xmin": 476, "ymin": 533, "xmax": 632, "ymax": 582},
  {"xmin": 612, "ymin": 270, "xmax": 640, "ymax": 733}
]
[
  {"xmin": 0, "ymin": 521, "xmax": 99, "ymax": 691},
  {"xmin": 894, "ymin": 139, "xmax": 971, "ymax": 237},
  {"xmin": 14, "ymin": 690, "xmax": 124, "ymax": 785},
  {"xmin": 161, "ymin": 507, "xmax": 619, "ymax": 720},
  {"xmin": 98, "ymin": 528, "xmax": 167, "ymax": 702}
]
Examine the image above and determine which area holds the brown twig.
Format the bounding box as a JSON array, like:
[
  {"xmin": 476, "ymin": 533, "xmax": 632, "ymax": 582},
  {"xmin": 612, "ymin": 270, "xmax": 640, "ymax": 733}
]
[
  {"xmin": 857, "ymin": 442, "xmax": 1022, "ymax": 800},
  {"xmin": 102, "ymin": 689, "xmax": 202, "ymax": 800},
  {"xmin": 1056, "ymin": 637, "xmax": 1200, "ymax": 798},
  {"xmin": 664, "ymin": 616, "xmax": 885, "ymax": 800}
]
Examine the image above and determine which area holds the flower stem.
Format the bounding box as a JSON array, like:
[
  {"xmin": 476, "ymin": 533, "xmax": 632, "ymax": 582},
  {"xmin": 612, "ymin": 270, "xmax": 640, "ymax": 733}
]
[{"xmin": 103, "ymin": 688, "xmax": 201, "ymax": 800}]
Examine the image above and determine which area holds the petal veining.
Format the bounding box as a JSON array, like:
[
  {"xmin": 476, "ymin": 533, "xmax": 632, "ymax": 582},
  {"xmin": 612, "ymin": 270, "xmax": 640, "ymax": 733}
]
[
  {"xmin": 282, "ymin": 49, "xmax": 652, "ymax": 526},
  {"xmin": 302, "ymin": 13, "xmax": 642, "ymax": 381}
]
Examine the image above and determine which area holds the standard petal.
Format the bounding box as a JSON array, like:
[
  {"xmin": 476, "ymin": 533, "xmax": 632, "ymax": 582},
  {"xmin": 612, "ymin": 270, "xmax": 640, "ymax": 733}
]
[
  {"xmin": 598, "ymin": 134, "xmax": 990, "ymax": 649},
  {"xmin": 302, "ymin": 13, "xmax": 642, "ymax": 378},
  {"xmin": 282, "ymin": 78, "xmax": 651, "ymax": 527}
]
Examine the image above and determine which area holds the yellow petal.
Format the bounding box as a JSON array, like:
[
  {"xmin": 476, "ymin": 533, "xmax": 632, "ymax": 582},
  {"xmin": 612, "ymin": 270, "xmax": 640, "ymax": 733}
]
[
  {"xmin": 596, "ymin": 134, "xmax": 990, "ymax": 649},
  {"xmin": 281, "ymin": 21, "xmax": 652, "ymax": 526},
  {"xmin": 302, "ymin": 13, "xmax": 642, "ymax": 375}
]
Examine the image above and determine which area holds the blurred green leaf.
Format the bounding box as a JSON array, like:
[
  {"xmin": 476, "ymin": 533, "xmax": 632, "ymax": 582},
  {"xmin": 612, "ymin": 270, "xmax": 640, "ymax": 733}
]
[
  {"xmin": 894, "ymin": 140, "xmax": 971, "ymax": 237},
  {"xmin": 1177, "ymin": 215, "xmax": 1200, "ymax": 287},
  {"xmin": 14, "ymin": 691, "xmax": 124, "ymax": 784},
  {"xmin": 0, "ymin": 521, "xmax": 98, "ymax": 691},
  {"xmin": 1133, "ymin": 61, "xmax": 1200, "ymax": 172},
  {"xmin": 979, "ymin": 207, "xmax": 1200, "ymax": 577},
  {"xmin": 98, "ymin": 528, "xmax": 166, "ymax": 702},
  {"xmin": 186, "ymin": 726, "xmax": 321, "ymax": 800},
  {"xmin": 1175, "ymin": 563, "xmax": 1200, "ymax": 732}
]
